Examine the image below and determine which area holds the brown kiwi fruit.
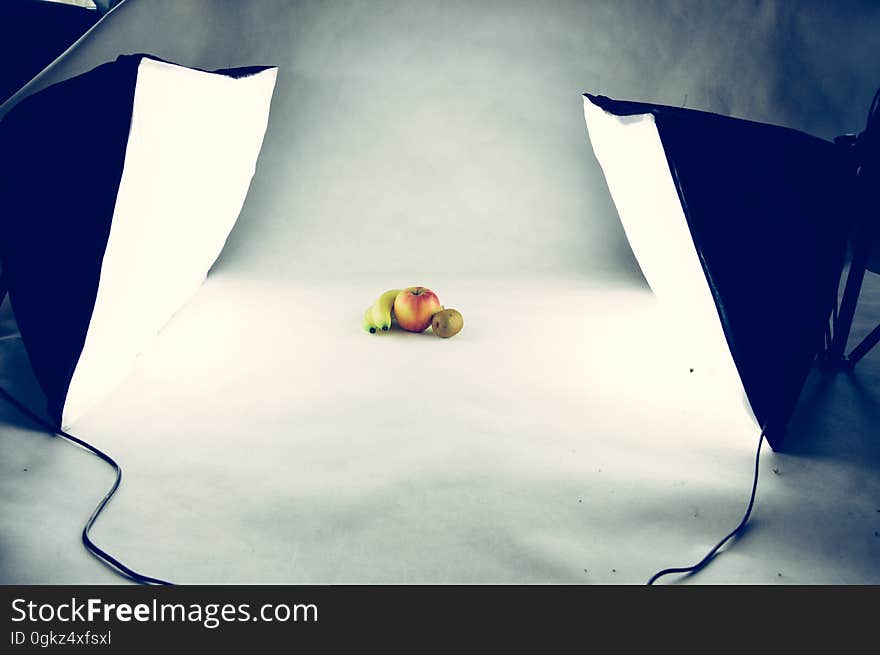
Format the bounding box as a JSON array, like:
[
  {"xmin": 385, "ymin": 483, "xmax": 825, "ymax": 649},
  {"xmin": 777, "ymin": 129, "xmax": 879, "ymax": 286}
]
[{"xmin": 431, "ymin": 308, "xmax": 463, "ymax": 338}]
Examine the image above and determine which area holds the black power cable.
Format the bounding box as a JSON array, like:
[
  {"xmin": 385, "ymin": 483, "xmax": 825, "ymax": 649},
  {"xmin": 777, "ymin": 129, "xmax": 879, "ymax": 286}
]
[
  {"xmin": 0, "ymin": 386, "xmax": 173, "ymax": 585},
  {"xmin": 647, "ymin": 426, "xmax": 767, "ymax": 585}
]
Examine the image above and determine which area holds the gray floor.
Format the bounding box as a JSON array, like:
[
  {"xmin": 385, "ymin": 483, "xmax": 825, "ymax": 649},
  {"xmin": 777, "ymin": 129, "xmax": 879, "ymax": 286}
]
[{"xmin": 0, "ymin": 271, "xmax": 877, "ymax": 585}]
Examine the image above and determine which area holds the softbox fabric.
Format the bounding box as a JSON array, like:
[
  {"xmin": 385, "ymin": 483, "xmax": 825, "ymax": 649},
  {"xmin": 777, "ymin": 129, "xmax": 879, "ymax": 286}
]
[
  {"xmin": 0, "ymin": 54, "xmax": 277, "ymax": 429},
  {"xmin": 583, "ymin": 94, "xmax": 856, "ymax": 449}
]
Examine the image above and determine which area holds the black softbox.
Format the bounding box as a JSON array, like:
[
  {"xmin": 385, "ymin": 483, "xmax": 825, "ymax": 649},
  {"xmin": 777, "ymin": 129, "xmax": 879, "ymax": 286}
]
[
  {"xmin": 0, "ymin": 54, "xmax": 277, "ymax": 430},
  {"xmin": 583, "ymin": 94, "xmax": 861, "ymax": 450}
]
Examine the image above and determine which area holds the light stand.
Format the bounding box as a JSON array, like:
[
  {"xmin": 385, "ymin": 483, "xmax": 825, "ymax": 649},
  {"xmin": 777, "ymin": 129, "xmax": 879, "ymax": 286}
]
[{"xmin": 826, "ymin": 88, "xmax": 880, "ymax": 369}]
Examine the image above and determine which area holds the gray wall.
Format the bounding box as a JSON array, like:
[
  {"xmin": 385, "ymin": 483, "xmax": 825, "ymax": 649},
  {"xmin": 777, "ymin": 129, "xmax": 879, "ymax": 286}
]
[{"xmin": 4, "ymin": 0, "xmax": 879, "ymax": 282}]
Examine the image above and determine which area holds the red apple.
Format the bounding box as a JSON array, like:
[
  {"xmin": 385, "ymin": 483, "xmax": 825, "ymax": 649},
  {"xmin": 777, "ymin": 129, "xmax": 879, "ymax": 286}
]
[{"xmin": 394, "ymin": 286, "xmax": 442, "ymax": 332}]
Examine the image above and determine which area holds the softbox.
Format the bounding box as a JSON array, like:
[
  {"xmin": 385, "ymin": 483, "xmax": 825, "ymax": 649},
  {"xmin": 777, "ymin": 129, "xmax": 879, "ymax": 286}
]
[
  {"xmin": 0, "ymin": 54, "xmax": 277, "ymax": 429},
  {"xmin": 583, "ymin": 94, "xmax": 857, "ymax": 450}
]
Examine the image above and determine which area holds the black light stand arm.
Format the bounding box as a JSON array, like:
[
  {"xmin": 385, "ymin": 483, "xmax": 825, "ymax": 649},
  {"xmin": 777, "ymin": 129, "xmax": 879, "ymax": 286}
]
[
  {"xmin": 829, "ymin": 194, "xmax": 878, "ymax": 365},
  {"xmin": 848, "ymin": 321, "xmax": 880, "ymax": 365}
]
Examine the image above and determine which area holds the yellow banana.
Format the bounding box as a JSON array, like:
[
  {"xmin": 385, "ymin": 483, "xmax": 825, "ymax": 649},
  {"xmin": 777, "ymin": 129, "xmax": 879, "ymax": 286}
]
[
  {"xmin": 371, "ymin": 289, "xmax": 401, "ymax": 332},
  {"xmin": 363, "ymin": 307, "xmax": 378, "ymax": 333},
  {"xmin": 363, "ymin": 289, "xmax": 401, "ymax": 334}
]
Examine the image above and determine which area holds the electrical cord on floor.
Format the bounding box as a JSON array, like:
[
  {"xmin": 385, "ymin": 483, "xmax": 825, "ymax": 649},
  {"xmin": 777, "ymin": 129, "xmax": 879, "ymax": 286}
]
[
  {"xmin": 646, "ymin": 425, "xmax": 767, "ymax": 585},
  {"xmin": 0, "ymin": 386, "xmax": 173, "ymax": 585}
]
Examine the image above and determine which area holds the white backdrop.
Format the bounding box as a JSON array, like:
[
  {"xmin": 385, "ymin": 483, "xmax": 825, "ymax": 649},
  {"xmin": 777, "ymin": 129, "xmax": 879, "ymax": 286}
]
[{"xmin": 4, "ymin": 0, "xmax": 879, "ymax": 283}]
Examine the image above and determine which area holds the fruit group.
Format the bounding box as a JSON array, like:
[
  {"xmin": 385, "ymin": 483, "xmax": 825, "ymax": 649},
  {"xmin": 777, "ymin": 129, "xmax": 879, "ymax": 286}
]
[
  {"xmin": 431, "ymin": 308, "xmax": 463, "ymax": 338},
  {"xmin": 394, "ymin": 287, "xmax": 442, "ymax": 332},
  {"xmin": 363, "ymin": 289, "xmax": 401, "ymax": 333}
]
